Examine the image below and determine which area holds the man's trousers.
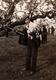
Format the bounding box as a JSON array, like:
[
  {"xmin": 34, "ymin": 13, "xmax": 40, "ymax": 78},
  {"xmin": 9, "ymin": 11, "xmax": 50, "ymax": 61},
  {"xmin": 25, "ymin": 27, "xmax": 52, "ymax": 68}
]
[{"xmin": 26, "ymin": 38, "xmax": 38, "ymax": 72}]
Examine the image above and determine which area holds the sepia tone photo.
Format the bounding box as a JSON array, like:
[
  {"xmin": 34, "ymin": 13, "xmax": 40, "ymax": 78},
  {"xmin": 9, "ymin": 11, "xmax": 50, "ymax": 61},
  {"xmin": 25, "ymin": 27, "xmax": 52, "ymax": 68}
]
[{"xmin": 0, "ymin": 0, "xmax": 56, "ymax": 80}]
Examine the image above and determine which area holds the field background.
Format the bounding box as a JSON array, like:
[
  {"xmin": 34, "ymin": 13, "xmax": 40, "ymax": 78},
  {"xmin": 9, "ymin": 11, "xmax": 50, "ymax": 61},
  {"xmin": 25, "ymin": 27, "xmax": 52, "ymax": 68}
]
[{"xmin": 0, "ymin": 32, "xmax": 56, "ymax": 80}]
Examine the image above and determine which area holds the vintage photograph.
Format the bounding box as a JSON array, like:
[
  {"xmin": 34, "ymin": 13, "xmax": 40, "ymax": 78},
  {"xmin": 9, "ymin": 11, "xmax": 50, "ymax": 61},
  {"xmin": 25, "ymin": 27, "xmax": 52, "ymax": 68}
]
[{"xmin": 0, "ymin": 0, "xmax": 56, "ymax": 80}]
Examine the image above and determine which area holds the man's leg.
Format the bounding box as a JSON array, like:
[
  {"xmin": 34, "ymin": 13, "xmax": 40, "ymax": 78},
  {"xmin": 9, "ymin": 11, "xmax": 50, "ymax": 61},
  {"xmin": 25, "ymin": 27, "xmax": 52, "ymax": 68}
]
[
  {"xmin": 31, "ymin": 47, "xmax": 38, "ymax": 73},
  {"xmin": 25, "ymin": 40, "xmax": 32, "ymax": 70}
]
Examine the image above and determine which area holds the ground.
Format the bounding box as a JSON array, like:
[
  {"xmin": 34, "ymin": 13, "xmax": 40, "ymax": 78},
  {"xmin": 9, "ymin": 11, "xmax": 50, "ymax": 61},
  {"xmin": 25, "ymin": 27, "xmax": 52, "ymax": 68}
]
[{"xmin": 0, "ymin": 32, "xmax": 56, "ymax": 80}]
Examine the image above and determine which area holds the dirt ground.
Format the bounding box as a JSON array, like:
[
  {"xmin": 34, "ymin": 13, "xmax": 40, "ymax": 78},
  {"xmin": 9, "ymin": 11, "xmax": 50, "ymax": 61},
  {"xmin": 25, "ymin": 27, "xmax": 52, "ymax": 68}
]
[{"xmin": 0, "ymin": 32, "xmax": 56, "ymax": 80}]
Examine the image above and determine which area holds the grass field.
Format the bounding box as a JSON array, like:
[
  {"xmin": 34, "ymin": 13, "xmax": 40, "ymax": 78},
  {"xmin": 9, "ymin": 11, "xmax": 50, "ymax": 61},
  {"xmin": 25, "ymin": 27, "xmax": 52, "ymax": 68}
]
[{"xmin": 0, "ymin": 33, "xmax": 56, "ymax": 80}]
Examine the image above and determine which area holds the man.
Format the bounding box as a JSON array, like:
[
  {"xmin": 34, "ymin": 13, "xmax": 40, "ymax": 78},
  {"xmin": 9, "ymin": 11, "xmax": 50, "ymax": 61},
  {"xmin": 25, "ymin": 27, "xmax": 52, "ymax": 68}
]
[
  {"xmin": 22, "ymin": 18, "xmax": 40, "ymax": 75},
  {"xmin": 51, "ymin": 26, "xmax": 55, "ymax": 35},
  {"xmin": 42, "ymin": 25, "xmax": 47, "ymax": 43}
]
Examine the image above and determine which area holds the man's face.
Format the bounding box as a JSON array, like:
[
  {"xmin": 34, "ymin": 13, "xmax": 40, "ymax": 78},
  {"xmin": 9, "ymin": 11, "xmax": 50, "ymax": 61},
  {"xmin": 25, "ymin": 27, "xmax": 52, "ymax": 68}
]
[
  {"xmin": 12, "ymin": 0, "xmax": 14, "ymax": 2},
  {"xmin": 25, "ymin": 18, "xmax": 30, "ymax": 24}
]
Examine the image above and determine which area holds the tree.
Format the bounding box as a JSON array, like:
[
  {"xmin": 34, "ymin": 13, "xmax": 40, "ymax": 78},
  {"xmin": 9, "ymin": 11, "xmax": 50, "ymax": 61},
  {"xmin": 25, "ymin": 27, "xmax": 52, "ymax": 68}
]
[{"xmin": 0, "ymin": 0, "xmax": 56, "ymax": 26}]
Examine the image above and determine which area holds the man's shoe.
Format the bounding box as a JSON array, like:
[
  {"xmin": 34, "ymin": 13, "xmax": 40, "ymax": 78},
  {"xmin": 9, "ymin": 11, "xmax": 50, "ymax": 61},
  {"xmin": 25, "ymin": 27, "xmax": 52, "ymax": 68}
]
[
  {"xmin": 28, "ymin": 70, "xmax": 36, "ymax": 75},
  {"xmin": 21, "ymin": 67, "xmax": 27, "ymax": 72},
  {"xmin": 19, "ymin": 68, "xmax": 27, "ymax": 77}
]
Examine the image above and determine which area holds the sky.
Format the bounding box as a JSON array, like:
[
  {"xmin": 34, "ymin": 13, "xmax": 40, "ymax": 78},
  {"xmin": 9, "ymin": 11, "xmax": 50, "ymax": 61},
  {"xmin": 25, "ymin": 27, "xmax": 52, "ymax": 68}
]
[{"xmin": 0, "ymin": 0, "xmax": 9, "ymax": 11}]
